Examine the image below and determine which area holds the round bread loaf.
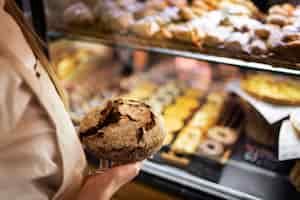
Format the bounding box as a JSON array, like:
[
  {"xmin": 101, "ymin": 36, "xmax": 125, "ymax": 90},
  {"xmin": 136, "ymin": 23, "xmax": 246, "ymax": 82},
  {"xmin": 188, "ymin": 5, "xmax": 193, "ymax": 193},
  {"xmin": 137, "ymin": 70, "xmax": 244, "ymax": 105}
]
[{"xmin": 79, "ymin": 98, "xmax": 165, "ymax": 163}]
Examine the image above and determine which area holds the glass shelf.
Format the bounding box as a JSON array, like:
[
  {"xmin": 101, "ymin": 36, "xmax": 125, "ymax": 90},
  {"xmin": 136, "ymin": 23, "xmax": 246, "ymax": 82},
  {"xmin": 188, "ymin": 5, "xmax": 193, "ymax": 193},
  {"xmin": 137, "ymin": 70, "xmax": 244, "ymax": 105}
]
[{"xmin": 49, "ymin": 31, "xmax": 300, "ymax": 77}]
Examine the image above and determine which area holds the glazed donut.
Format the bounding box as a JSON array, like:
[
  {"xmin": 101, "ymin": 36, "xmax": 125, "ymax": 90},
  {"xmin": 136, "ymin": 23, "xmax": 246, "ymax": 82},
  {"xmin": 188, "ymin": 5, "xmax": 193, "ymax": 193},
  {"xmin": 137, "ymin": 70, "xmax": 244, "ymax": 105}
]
[
  {"xmin": 198, "ymin": 140, "xmax": 224, "ymax": 157},
  {"xmin": 208, "ymin": 126, "xmax": 237, "ymax": 146}
]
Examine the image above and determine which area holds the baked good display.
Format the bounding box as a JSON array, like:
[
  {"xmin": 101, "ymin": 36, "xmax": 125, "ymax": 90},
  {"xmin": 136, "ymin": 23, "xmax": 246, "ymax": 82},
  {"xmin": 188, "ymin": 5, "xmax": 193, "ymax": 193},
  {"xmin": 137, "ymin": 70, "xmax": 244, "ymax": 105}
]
[
  {"xmin": 63, "ymin": 2, "xmax": 95, "ymax": 26},
  {"xmin": 189, "ymin": 92, "xmax": 226, "ymax": 132},
  {"xmin": 79, "ymin": 98, "xmax": 166, "ymax": 163},
  {"xmin": 290, "ymin": 161, "xmax": 300, "ymax": 192},
  {"xmin": 241, "ymin": 74, "xmax": 300, "ymax": 105},
  {"xmin": 171, "ymin": 127, "xmax": 203, "ymax": 154},
  {"xmin": 58, "ymin": 1, "xmax": 300, "ymax": 68},
  {"xmin": 170, "ymin": 91, "xmax": 235, "ymax": 159},
  {"xmin": 145, "ymin": 81, "xmax": 184, "ymax": 114},
  {"xmin": 93, "ymin": 0, "xmax": 136, "ymax": 33},
  {"xmin": 123, "ymin": 82, "xmax": 157, "ymax": 100}
]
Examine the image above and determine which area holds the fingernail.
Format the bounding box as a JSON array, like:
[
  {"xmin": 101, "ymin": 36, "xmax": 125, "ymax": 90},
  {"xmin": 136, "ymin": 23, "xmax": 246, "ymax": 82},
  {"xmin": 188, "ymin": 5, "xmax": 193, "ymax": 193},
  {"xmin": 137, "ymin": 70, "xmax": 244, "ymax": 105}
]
[{"xmin": 135, "ymin": 162, "xmax": 143, "ymax": 172}]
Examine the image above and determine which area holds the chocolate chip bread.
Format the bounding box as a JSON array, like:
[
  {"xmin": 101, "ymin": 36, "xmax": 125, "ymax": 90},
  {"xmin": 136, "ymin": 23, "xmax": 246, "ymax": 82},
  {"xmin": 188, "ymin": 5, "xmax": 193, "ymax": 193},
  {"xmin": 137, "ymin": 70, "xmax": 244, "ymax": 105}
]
[{"xmin": 79, "ymin": 98, "xmax": 165, "ymax": 163}]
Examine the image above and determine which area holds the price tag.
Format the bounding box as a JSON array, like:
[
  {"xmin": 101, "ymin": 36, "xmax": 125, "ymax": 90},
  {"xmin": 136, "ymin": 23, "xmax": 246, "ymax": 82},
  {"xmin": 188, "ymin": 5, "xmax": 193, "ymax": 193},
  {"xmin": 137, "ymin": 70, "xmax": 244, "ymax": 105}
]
[{"xmin": 279, "ymin": 120, "xmax": 300, "ymax": 161}]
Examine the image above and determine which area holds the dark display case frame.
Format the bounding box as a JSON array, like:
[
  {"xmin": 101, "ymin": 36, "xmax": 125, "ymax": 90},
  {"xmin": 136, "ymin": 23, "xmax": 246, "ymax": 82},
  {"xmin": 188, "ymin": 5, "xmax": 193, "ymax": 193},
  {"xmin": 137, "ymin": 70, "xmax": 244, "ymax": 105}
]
[{"xmin": 24, "ymin": 0, "xmax": 300, "ymax": 199}]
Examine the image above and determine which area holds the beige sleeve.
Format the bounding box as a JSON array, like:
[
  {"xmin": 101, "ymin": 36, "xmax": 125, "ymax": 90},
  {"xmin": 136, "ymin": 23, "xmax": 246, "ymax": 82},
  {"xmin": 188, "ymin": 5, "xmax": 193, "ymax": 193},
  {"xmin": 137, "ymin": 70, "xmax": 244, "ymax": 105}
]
[{"xmin": 0, "ymin": 64, "xmax": 62, "ymax": 199}]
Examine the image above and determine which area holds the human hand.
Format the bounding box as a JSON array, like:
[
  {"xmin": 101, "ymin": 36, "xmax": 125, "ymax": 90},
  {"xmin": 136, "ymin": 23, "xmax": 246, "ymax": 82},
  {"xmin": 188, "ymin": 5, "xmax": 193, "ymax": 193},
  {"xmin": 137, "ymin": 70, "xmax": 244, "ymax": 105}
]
[{"xmin": 78, "ymin": 162, "xmax": 142, "ymax": 200}]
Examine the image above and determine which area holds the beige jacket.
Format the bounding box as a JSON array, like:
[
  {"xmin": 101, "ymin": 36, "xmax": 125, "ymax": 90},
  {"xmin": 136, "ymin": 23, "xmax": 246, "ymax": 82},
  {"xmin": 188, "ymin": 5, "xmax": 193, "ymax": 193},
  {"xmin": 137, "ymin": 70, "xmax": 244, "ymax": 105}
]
[{"xmin": 0, "ymin": 1, "xmax": 87, "ymax": 199}]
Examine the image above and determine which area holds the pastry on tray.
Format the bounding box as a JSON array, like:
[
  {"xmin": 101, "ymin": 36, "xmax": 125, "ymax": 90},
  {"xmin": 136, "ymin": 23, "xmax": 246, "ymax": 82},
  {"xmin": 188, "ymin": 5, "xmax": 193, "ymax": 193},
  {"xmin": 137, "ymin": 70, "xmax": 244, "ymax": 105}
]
[
  {"xmin": 93, "ymin": 0, "xmax": 135, "ymax": 33},
  {"xmin": 63, "ymin": 2, "xmax": 95, "ymax": 26},
  {"xmin": 266, "ymin": 14, "xmax": 289, "ymax": 27},
  {"xmin": 175, "ymin": 96, "xmax": 199, "ymax": 110},
  {"xmin": 207, "ymin": 126, "xmax": 237, "ymax": 146},
  {"xmin": 164, "ymin": 105, "xmax": 191, "ymax": 120},
  {"xmin": 192, "ymin": 0, "xmax": 214, "ymax": 12},
  {"xmin": 269, "ymin": 3, "xmax": 295, "ymax": 17},
  {"xmin": 79, "ymin": 98, "xmax": 165, "ymax": 164},
  {"xmin": 61, "ymin": 0, "xmax": 300, "ymax": 66},
  {"xmin": 171, "ymin": 127, "xmax": 203, "ymax": 154},
  {"xmin": 254, "ymin": 25, "xmax": 272, "ymax": 40},
  {"xmin": 189, "ymin": 92, "xmax": 225, "ymax": 132},
  {"xmin": 130, "ymin": 6, "xmax": 180, "ymax": 38},
  {"xmin": 166, "ymin": 0, "xmax": 188, "ymax": 7},
  {"xmin": 241, "ymin": 74, "xmax": 300, "ymax": 105},
  {"xmin": 202, "ymin": 26, "xmax": 232, "ymax": 48},
  {"xmin": 165, "ymin": 23, "xmax": 204, "ymax": 45},
  {"xmin": 190, "ymin": 111, "xmax": 214, "ymax": 131},
  {"xmin": 130, "ymin": 18, "xmax": 161, "ymax": 37},
  {"xmin": 265, "ymin": 25, "xmax": 283, "ymax": 48},
  {"xmin": 248, "ymin": 39, "xmax": 268, "ymax": 55},
  {"xmin": 223, "ymin": 32, "xmax": 251, "ymax": 52},
  {"xmin": 272, "ymin": 29, "xmax": 300, "ymax": 62},
  {"xmin": 190, "ymin": 105, "xmax": 220, "ymax": 131},
  {"xmin": 179, "ymin": 7, "xmax": 198, "ymax": 21},
  {"xmin": 224, "ymin": 15, "xmax": 261, "ymax": 32}
]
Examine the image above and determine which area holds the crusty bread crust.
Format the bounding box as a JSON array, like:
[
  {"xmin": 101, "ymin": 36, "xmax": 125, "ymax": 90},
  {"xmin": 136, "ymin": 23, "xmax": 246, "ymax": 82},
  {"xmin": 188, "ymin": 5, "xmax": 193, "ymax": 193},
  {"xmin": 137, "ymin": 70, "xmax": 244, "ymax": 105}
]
[{"xmin": 79, "ymin": 98, "xmax": 165, "ymax": 162}]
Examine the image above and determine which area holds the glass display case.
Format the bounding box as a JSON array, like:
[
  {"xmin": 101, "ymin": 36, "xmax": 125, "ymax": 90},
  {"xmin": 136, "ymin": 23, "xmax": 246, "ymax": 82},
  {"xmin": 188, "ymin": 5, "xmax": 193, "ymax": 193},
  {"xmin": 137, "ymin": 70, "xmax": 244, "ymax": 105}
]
[{"xmin": 25, "ymin": 0, "xmax": 300, "ymax": 199}]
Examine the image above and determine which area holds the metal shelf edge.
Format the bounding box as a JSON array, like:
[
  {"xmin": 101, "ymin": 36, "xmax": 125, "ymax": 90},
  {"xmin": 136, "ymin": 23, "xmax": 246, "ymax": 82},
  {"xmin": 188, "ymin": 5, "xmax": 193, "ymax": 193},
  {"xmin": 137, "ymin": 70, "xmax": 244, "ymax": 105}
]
[
  {"xmin": 141, "ymin": 160, "xmax": 262, "ymax": 200},
  {"xmin": 48, "ymin": 32, "xmax": 300, "ymax": 77}
]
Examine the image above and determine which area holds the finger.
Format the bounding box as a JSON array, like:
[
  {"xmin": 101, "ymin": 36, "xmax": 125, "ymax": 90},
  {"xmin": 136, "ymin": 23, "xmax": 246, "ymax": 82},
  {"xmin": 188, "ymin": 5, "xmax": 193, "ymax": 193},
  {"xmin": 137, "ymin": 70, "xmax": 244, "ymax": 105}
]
[{"xmin": 82, "ymin": 162, "xmax": 143, "ymax": 200}]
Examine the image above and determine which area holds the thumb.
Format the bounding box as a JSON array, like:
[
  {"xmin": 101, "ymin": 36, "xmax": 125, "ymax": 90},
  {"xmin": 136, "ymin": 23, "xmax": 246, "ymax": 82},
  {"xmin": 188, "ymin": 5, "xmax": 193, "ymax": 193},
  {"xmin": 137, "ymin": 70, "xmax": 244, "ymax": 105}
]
[{"xmin": 107, "ymin": 162, "xmax": 142, "ymax": 192}]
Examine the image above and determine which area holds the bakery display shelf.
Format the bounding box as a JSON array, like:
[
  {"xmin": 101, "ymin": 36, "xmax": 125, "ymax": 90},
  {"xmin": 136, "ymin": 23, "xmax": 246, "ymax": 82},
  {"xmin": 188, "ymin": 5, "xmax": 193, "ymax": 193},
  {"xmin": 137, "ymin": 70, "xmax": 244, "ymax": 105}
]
[
  {"xmin": 144, "ymin": 135, "xmax": 299, "ymax": 200},
  {"xmin": 50, "ymin": 31, "xmax": 300, "ymax": 77}
]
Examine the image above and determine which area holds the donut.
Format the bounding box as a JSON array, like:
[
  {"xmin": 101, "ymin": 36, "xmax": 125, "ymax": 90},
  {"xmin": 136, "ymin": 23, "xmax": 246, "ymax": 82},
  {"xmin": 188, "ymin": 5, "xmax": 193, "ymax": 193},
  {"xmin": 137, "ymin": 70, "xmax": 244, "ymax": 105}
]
[
  {"xmin": 208, "ymin": 126, "xmax": 238, "ymax": 146},
  {"xmin": 198, "ymin": 140, "xmax": 224, "ymax": 157}
]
